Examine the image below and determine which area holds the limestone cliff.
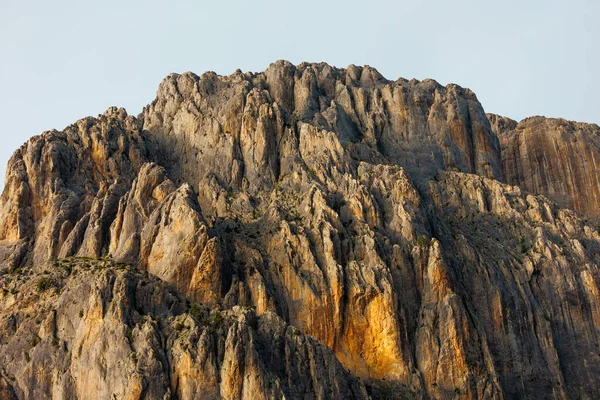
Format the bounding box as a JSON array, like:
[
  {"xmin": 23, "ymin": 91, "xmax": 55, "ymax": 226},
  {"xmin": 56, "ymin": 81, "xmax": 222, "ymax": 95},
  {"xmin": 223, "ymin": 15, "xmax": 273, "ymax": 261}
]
[
  {"xmin": 489, "ymin": 114, "xmax": 600, "ymax": 219},
  {"xmin": 0, "ymin": 259, "xmax": 366, "ymax": 399},
  {"xmin": 1, "ymin": 61, "xmax": 599, "ymax": 399}
]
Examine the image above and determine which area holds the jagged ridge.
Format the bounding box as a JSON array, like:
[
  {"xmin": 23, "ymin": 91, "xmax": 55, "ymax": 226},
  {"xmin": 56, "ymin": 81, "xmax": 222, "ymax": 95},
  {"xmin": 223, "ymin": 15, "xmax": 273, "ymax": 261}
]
[{"xmin": 0, "ymin": 61, "xmax": 599, "ymax": 399}]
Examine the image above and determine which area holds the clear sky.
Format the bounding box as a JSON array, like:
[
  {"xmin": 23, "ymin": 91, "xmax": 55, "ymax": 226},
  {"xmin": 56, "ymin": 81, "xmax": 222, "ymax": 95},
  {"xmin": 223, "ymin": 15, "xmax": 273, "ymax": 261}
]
[{"xmin": 1, "ymin": 0, "xmax": 598, "ymax": 190}]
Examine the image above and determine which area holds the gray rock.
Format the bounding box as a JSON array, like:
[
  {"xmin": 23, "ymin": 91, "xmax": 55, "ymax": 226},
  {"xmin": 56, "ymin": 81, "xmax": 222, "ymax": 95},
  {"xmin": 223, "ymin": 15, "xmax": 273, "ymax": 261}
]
[{"xmin": 1, "ymin": 61, "xmax": 599, "ymax": 399}]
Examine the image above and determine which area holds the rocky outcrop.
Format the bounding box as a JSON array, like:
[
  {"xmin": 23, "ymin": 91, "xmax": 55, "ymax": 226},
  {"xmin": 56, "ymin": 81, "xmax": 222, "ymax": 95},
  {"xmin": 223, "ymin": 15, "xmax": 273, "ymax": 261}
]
[
  {"xmin": 109, "ymin": 163, "xmax": 223, "ymax": 304},
  {"xmin": 0, "ymin": 107, "xmax": 149, "ymax": 270},
  {"xmin": 489, "ymin": 114, "xmax": 600, "ymax": 219},
  {"xmin": 143, "ymin": 61, "xmax": 503, "ymax": 193},
  {"xmin": 428, "ymin": 172, "xmax": 600, "ymax": 399},
  {"xmin": 0, "ymin": 259, "xmax": 367, "ymax": 399},
  {"xmin": 1, "ymin": 62, "xmax": 599, "ymax": 399},
  {"xmin": 487, "ymin": 113, "xmax": 517, "ymax": 136}
]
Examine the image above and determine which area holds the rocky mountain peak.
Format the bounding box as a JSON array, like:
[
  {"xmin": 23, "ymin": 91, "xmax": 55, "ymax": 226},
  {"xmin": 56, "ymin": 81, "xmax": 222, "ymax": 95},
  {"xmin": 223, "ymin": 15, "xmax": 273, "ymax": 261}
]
[
  {"xmin": 143, "ymin": 60, "xmax": 502, "ymax": 199},
  {"xmin": 1, "ymin": 61, "xmax": 599, "ymax": 399}
]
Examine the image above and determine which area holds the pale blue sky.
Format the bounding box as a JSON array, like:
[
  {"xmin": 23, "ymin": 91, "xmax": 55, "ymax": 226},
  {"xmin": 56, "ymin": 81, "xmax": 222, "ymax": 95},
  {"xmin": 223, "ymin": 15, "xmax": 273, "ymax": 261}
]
[{"xmin": 1, "ymin": 0, "xmax": 598, "ymax": 189}]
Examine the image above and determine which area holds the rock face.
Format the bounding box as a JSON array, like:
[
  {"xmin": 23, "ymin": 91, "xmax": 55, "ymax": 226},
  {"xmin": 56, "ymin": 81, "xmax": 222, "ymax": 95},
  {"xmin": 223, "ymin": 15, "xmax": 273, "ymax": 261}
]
[
  {"xmin": 0, "ymin": 259, "xmax": 367, "ymax": 399},
  {"xmin": 143, "ymin": 61, "xmax": 503, "ymax": 192},
  {"xmin": 1, "ymin": 61, "xmax": 599, "ymax": 399},
  {"xmin": 0, "ymin": 107, "xmax": 149, "ymax": 270},
  {"xmin": 489, "ymin": 114, "xmax": 600, "ymax": 219}
]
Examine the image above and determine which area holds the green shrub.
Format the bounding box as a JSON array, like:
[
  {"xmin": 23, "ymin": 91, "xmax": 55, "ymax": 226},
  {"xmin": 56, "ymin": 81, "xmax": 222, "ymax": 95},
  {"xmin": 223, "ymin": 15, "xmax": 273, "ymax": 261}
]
[
  {"xmin": 416, "ymin": 235, "xmax": 429, "ymax": 248},
  {"xmin": 31, "ymin": 335, "xmax": 41, "ymax": 347},
  {"xmin": 37, "ymin": 277, "xmax": 53, "ymax": 292},
  {"xmin": 9, "ymin": 266, "xmax": 23, "ymax": 275},
  {"xmin": 212, "ymin": 312, "xmax": 224, "ymax": 326},
  {"xmin": 518, "ymin": 237, "xmax": 528, "ymax": 253},
  {"xmin": 190, "ymin": 303, "xmax": 202, "ymax": 319},
  {"xmin": 544, "ymin": 314, "xmax": 551, "ymax": 322}
]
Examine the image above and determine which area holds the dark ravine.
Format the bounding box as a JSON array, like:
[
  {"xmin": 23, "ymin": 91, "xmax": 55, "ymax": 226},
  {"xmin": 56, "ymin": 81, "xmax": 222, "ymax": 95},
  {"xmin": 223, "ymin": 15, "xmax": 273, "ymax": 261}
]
[{"xmin": 0, "ymin": 61, "xmax": 599, "ymax": 399}]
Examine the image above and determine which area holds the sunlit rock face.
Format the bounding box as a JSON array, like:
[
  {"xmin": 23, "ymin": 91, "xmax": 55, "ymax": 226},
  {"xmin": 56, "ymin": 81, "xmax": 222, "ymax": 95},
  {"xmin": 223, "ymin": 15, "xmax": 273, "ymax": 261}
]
[
  {"xmin": 490, "ymin": 113, "xmax": 600, "ymax": 219},
  {"xmin": 142, "ymin": 61, "xmax": 503, "ymax": 194},
  {"xmin": 1, "ymin": 61, "xmax": 599, "ymax": 399}
]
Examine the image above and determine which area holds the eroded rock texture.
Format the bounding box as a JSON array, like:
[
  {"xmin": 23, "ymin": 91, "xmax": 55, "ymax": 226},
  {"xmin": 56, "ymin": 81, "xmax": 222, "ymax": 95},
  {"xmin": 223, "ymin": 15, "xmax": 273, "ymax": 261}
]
[
  {"xmin": 490, "ymin": 114, "xmax": 600, "ymax": 219},
  {"xmin": 0, "ymin": 260, "xmax": 366, "ymax": 399},
  {"xmin": 1, "ymin": 61, "xmax": 599, "ymax": 399}
]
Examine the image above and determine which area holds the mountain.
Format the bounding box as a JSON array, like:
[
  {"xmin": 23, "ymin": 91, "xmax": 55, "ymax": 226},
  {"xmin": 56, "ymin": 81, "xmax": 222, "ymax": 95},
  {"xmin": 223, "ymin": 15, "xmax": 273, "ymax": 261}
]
[
  {"xmin": 0, "ymin": 61, "xmax": 599, "ymax": 400},
  {"xmin": 489, "ymin": 114, "xmax": 600, "ymax": 219}
]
